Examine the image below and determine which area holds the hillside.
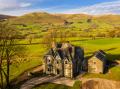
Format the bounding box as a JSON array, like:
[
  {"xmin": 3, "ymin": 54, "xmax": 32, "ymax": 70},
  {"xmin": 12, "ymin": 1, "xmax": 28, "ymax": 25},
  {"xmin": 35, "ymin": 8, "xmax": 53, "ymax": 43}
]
[
  {"xmin": 55, "ymin": 14, "xmax": 92, "ymax": 21},
  {"xmin": 10, "ymin": 12, "xmax": 65, "ymax": 25},
  {"xmin": 8, "ymin": 12, "xmax": 120, "ymax": 26},
  {"xmin": 3, "ymin": 12, "xmax": 120, "ymax": 38},
  {"xmin": 0, "ymin": 14, "xmax": 15, "ymax": 20}
]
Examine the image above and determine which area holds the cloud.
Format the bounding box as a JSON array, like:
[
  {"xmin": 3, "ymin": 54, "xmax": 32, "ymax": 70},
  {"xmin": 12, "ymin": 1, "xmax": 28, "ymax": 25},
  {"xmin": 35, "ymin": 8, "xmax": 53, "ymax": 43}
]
[
  {"xmin": 20, "ymin": 3, "xmax": 31, "ymax": 8},
  {"xmin": 0, "ymin": 7, "xmax": 54, "ymax": 16},
  {"xmin": 0, "ymin": 0, "xmax": 120, "ymax": 16},
  {"xmin": 0, "ymin": 0, "xmax": 32, "ymax": 11},
  {"xmin": 63, "ymin": 0, "xmax": 120, "ymax": 15}
]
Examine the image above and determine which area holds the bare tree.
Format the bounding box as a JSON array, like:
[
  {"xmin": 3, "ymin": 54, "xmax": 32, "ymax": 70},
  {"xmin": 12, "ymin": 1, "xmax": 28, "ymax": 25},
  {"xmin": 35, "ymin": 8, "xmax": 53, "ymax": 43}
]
[
  {"xmin": 0, "ymin": 22, "xmax": 26, "ymax": 89},
  {"xmin": 42, "ymin": 29, "xmax": 57, "ymax": 50}
]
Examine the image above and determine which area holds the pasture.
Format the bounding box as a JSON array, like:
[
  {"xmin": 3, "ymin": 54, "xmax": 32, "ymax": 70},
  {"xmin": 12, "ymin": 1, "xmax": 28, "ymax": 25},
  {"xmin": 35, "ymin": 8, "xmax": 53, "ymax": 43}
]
[{"xmin": 7, "ymin": 37, "xmax": 120, "ymax": 84}]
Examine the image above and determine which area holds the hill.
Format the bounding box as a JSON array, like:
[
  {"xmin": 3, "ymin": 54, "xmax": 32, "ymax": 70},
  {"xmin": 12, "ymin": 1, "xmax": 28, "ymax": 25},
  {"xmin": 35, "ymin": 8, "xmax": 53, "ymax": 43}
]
[
  {"xmin": 55, "ymin": 14, "xmax": 92, "ymax": 21},
  {"xmin": 9, "ymin": 12, "xmax": 65, "ymax": 25},
  {"xmin": 8, "ymin": 12, "xmax": 120, "ymax": 26},
  {"xmin": 3, "ymin": 12, "xmax": 120, "ymax": 38},
  {"xmin": 0, "ymin": 14, "xmax": 15, "ymax": 20}
]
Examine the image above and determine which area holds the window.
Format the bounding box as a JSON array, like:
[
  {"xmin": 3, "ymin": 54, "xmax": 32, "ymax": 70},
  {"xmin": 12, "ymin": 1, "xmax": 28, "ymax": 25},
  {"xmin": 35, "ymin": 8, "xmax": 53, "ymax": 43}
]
[
  {"xmin": 65, "ymin": 61, "xmax": 68, "ymax": 64},
  {"xmin": 57, "ymin": 61, "xmax": 59, "ymax": 64},
  {"xmin": 48, "ymin": 68, "xmax": 50, "ymax": 71},
  {"xmin": 47, "ymin": 56, "xmax": 51, "ymax": 63},
  {"xmin": 94, "ymin": 62, "xmax": 96, "ymax": 64},
  {"xmin": 47, "ymin": 59, "xmax": 51, "ymax": 63}
]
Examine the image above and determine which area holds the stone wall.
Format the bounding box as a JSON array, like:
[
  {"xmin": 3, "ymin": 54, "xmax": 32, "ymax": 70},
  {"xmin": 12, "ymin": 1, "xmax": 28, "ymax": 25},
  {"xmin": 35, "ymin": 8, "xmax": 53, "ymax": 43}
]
[{"xmin": 88, "ymin": 56, "xmax": 103, "ymax": 73}]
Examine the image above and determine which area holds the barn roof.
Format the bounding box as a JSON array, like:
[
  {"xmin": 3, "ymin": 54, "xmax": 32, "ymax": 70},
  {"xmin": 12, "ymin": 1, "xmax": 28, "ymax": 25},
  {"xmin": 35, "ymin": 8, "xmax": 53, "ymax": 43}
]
[{"xmin": 94, "ymin": 50, "xmax": 106, "ymax": 62}]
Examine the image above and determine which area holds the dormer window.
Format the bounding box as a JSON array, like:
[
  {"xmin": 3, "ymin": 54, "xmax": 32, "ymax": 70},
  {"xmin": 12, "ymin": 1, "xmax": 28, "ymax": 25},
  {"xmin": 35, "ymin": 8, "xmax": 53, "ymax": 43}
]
[{"xmin": 65, "ymin": 61, "xmax": 68, "ymax": 64}]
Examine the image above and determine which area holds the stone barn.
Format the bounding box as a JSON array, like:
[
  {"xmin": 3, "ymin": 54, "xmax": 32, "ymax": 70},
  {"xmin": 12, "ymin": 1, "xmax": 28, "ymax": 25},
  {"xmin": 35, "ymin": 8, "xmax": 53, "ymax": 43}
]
[
  {"xmin": 88, "ymin": 50, "xmax": 107, "ymax": 74},
  {"xmin": 43, "ymin": 42, "xmax": 85, "ymax": 78}
]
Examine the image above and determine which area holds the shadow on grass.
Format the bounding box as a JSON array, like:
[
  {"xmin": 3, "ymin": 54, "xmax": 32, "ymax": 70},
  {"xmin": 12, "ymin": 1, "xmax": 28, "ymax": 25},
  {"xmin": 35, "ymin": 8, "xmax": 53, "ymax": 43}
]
[
  {"xmin": 104, "ymin": 54, "xmax": 120, "ymax": 73},
  {"xmin": 106, "ymin": 54, "xmax": 120, "ymax": 66},
  {"xmin": 10, "ymin": 71, "xmax": 46, "ymax": 89},
  {"xmin": 85, "ymin": 52, "xmax": 120, "ymax": 74},
  {"xmin": 104, "ymin": 48, "xmax": 117, "ymax": 52}
]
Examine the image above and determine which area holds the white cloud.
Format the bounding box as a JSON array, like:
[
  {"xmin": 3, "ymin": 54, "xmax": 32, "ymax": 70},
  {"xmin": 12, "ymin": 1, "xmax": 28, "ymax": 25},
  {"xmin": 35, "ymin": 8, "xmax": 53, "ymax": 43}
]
[
  {"xmin": 63, "ymin": 0, "xmax": 120, "ymax": 15},
  {"xmin": 20, "ymin": 3, "xmax": 31, "ymax": 8},
  {"xmin": 0, "ymin": 0, "xmax": 18, "ymax": 10},
  {"xmin": 0, "ymin": 0, "xmax": 31, "ymax": 10},
  {"xmin": 0, "ymin": 0, "xmax": 120, "ymax": 16}
]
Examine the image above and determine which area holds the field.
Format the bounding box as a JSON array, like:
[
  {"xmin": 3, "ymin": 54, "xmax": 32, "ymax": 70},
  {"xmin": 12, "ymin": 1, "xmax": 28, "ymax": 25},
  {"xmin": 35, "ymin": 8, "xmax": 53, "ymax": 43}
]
[
  {"xmin": 1, "ymin": 13, "xmax": 120, "ymax": 89},
  {"xmin": 8, "ymin": 37, "xmax": 120, "ymax": 83}
]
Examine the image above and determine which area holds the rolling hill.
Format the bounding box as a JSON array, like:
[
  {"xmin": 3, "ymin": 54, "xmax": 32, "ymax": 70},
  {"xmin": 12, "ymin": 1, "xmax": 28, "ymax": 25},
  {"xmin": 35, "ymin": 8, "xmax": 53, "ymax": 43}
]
[
  {"xmin": 1, "ymin": 12, "xmax": 120, "ymax": 38},
  {"xmin": 9, "ymin": 12, "xmax": 65, "ymax": 25},
  {"xmin": 0, "ymin": 14, "xmax": 15, "ymax": 20},
  {"xmin": 7, "ymin": 12, "xmax": 120, "ymax": 26}
]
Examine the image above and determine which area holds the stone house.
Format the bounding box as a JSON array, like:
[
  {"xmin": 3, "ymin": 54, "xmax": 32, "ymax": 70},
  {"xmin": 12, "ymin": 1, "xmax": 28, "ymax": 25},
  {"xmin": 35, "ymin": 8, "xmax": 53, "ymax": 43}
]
[
  {"xmin": 43, "ymin": 42, "xmax": 84, "ymax": 78},
  {"xmin": 88, "ymin": 50, "xmax": 106, "ymax": 74}
]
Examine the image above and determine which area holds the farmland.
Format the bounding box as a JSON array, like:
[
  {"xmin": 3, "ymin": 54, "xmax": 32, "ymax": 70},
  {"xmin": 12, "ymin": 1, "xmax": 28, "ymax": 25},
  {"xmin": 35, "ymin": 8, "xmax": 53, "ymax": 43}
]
[
  {"xmin": 8, "ymin": 37, "xmax": 120, "ymax": 82},
  {"xmin": 0, "ymin": 13, "xmax": 120, "ymax": 89}
]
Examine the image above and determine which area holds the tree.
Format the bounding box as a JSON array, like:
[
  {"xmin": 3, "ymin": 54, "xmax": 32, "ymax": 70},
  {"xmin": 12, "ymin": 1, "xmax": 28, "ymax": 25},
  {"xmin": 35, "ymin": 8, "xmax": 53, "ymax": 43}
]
[
  {"xmin": 42, "ymin": 28, "xmax": 57, "ymax": 50},
  {"xmin": 0, "ymin": 22, "xmax": 26, "ymax": 89},
  {"xmin": 42, "ymin": 26, "xmax": 67, "ymax": 50},
  {"xmin": 0, "ymin": 37, "xmax": 4, "ymax": 89}
]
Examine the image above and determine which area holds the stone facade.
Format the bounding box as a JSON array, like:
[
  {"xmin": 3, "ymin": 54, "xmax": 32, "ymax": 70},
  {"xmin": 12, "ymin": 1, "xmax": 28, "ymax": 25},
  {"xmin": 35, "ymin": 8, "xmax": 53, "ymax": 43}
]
[
  {"xmin": 44, "ymin": 43, "xmax": 107, "ymax": 77},
  {"xmin": 88, "ymin": 50, "xmax": 106, "ymax": 74},
  {"xmin": 43, "ymin": 42, "xmax": 84, "ymax": 78}
]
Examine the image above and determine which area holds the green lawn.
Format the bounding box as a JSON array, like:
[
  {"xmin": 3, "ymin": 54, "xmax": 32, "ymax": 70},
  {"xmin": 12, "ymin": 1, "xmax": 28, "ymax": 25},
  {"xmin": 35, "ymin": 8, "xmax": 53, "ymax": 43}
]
[
  {"xmin": 83, "ymin": 66, "xmax": 120, "ymax": 81},
  {"xmin": 8, "ymin": 44, "xmax": 46, "ymax": 82},
  {"xmin": 70, "ymin": 38, "xmax": 120, "ymax": 58},
  {"xmin": 4, "ymin": 37, "xmax": 120, "ymax": 85},
  {"xmin": 69, "ymin": 37, "xmax": 120, "ymax": 81}
]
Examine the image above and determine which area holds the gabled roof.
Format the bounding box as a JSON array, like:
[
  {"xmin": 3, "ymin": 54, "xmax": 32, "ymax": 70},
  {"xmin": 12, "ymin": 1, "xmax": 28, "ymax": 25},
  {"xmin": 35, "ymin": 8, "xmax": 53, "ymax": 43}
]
[
  {"xmin": 45, "ymin": 42, "xmax": 84, "ymax": 62},
  {"xmin": 94, "ymin": 50, "xmax": 106, "ymax": 62}
]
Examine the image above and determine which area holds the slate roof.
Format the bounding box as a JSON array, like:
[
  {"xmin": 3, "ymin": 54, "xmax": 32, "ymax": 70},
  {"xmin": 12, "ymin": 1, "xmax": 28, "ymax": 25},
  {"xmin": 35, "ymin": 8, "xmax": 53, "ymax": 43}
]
[
  {"xmin": 45, "ymin": 43, "xmax": 84, "ymax": 62},
  {"xmin": 94, "ymin": 50, "xmax": 106, "ymax": 62}
]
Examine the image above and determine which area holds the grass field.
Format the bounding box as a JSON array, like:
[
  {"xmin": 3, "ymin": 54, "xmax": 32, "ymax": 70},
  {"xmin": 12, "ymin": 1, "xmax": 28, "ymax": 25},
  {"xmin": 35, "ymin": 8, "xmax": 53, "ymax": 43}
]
[
  {"xmin": 69, "ymin": 37, "xmax": 120, "ymax": 81},
  {"xmin": 1, "ymin": 13, "xmax": 120, "ymax": 89},
  {"xmin": 7, "ymin": 37, "xmax": 120, "ymax": 85},
  {"xmin": 71, "ymin": 38, "xmax": 120, "ymax": 59},
  {"xmin": 83, "ymin": 66, "xmax": 120, "ymax": 81},
  {"xmin": 8, "ymin": 44, "xmax": 45, "ymax": 82}
]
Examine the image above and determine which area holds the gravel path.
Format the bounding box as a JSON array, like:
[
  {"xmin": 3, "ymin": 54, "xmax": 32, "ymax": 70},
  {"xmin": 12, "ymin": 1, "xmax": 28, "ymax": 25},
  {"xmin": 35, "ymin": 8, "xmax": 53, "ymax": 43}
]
[{"xmin": 20, "ymin": 75, "xmax": 61, "ymax": 89}]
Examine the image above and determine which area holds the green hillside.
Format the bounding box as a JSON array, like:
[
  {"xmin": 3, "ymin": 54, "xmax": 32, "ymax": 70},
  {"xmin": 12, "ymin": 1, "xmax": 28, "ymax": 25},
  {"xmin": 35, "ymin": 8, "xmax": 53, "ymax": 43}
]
[
  {"xmin": 1, "ymin": 13, "xmax": 120, "ymax": 87},
  {"xmin": 8, "ymin": 13, "xmax": 120, "ymax": 38},
  {"xmin": 9, "ymin": 12, "xmax": 65, "ymax": 25}
]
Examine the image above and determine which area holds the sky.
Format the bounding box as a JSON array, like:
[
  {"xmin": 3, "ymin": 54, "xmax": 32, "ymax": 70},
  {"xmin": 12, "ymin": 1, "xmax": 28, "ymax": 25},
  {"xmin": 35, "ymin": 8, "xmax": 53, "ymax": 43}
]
[{"xmin": 0, "ymin": 0, "xmax": 120, "ymax": 16}]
